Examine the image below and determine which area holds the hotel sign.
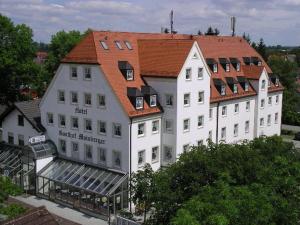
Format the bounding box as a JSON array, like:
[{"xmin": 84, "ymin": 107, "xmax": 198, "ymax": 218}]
[{"xmin": 59, "ymin": 130, "xmax": 105, "ymax": 144}]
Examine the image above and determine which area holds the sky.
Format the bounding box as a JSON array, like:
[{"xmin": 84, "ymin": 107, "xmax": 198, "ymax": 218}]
[{"xmin": 1, "ymin": 0, "xmax": 300, "ymax": 46}]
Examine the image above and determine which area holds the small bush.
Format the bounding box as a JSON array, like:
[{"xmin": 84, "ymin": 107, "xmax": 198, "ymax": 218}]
[{"xmin": 0, "ymin": 203, "xmax": 26, "ymax": 219}]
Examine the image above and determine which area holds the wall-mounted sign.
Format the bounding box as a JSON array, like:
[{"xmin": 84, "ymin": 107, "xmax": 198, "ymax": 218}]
[
  {"xmin": 59, "ymin": 130, "xmax": 105, "ymax": 144},
  {"xmin": 75, "ymin": 107, "xmax": 88, "ymax": 115},
  {"xmin": 29, "ymin": 135, "xmax": 46, "ymax": 144}
]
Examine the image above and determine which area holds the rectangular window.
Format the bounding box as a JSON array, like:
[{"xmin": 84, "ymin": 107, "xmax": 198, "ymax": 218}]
[
  {"xmin": 18, "ymin": 135, "xmax": 24, "ymax": 146},
  {"xmin": 8, "ymin": 132, "xmax": 14, "ymax": 144},
  {"xmin": 152, "ymin": 146, "xmax": 159, "ymax": 163},
  {"xmin": 58, "ymin": 115, "xmax": 66, "ymax": 128},
  {"xmin": 152, "ymin": 120, "xmax": 159, "ymax": 133},
  {"xmin": 225, "ymin": 63, "xmax": 230, "ymax": 72},
  {"xmin": 84, "ymin": 119, "xmax": 92, "ymax": 132},
  {"xmin": 84, "ymin": 67, "xmax": 91, "ymax": 80},
  {"xmin": 222, "ymin": 106, "xmax": 227, "ymax": 116},
  {"xmin": 208, "ymin": 130, "xmax": 212, "ymax": 140},
  {"xmin": 183, "ymin": 144, "xmax": 190, "ymax": 153},
  {"xmin": 47, "ymin": 113, "xmax": 54, "ymax": 125},
  {"xmin": 113, "ymin": 123, "xmax": 122, "ymax": 137},
  {"xmin": 260, "ymin": 118, "xmax": 264, "ymax": 127},
  {"xmin": 261, "ymin": 80, "xmax": 266, "ymax": 90},
  {"xmin": 138, "ymin": 123, "xmax": 145, "ymax": 136},
  {"xmin": 136, "ymin": 97, "xmax": 144, "ymax": 109},
  {"xmin": 85, "ymin": 144, "xmax": 93, "ymax": 160},
  {"xmin": 185, "ymin": 68, "xmax": 192, "ymax": 80},
  {"xmin": 71, "ymin": 117, "xmax": 79, "ymax": 130},
  {"xmin": 126, "ymin": 70, "xmax": 134, "ymax": 80},
  {"xmin": 234, "ymin": 124, "xmax": 238, "ymax": 137},
  {"xmin": 209, "ymin": 108, "xmax": 213, "ymax": 119},
  {"xmin": 245, "ymin": 82, "xmax": 249, "ymax": 91},
  {"xmin": 234, "ymin": 103, "xmax": 239, "ymax": 113},
  {"xmin": 18, "ymin": 115, "xmax": 24, "ymax": 126},
  {"xmin": 245, "ymin": 121, "xmax": 250, "ymax": 133},
  {"xmin": 100, "ymin": 41, "xmax": 109, "ymax": 50},
  {"xmin": 70, "ymin": 67, "xmax": 77, "ymax": 79},
  {"xmin": 115, "ymin": 41, "xmax": 123, "ymax": 50},
  {"xmin": 113, "ymin": 151, "xmax": 121, "ymax": 168},
  {"xmin": 233, "ymin": 84, "xmax": 238, "ymax": 94},
  {"xmin": 99, "ymin": 148, "xmax": 106, "ymax": 165},
  {"xmin": 275, "ymin": 113, "xmax": 279, "ymax": 124},
  {"xmin": 246, "ymin": 101, "xmax": 250, "ymax": 111},
  {"xmin": 267, "ymin": 114, "xmax": 271, "ymax": 126},
  {"xmin": 98, "ymin": 121, "xmax": 106, "ymax": 135},
  {"xmin": 165, "ymin": 94, "xmax": 173, "ymax": 107},
  {"xmin": 71, "ymin": 92, "xmax": 78, "ymax": 104},
  {"xmin": 213, "ymin": 64, "xmax": 218, "ymax": 73},
  {"xmin": 198, "ymin": 115, "xmax": 204, "ymax": 128},
  {"xmin": 84, "ymin": 93, "xmax": 92, "ymax": 106},
  {"xmin": 198, "ymin": 91, "xmax": 204, "ymax": 104},
  {"xmin": 183, "ymin": 119, "xmax": 190, "ymax": 132},
  {"xmin": 268, "ymin": 96, "xmax": 272, "ymax": 105},
  {"xmin": 124, "ymin": 41, "xmax": 132, "ymax": 50},
  {"xmin": 221, "ymin": 85, "xmax": 226, "ymax": 96},
  {"xmin": 59, "ymin": 139, "xmax": 66, "ymax": 153},
  {"xmin": 58, "ymin": 90, "xmax": 65, "ymax": 103},
  {"xmin": 71, "ymin": 142, "xmax": 79, "ymax": 152},
  {"xmin": 260, "ymin": 99, "xmax": 265, "ymax": 108},
  {"xmin": 150, "ymin": 95, "xmax": 157, "ymax": 107},
  {"xmin": 163, "ymin": 146, "xmax": 173, "ymax": 162},
  {"xmin": 138, "ymin": 150, "xmax": 146, "ymax": 167},
  {"xmin": 184, "ymin": 93, "xmax": 190, "ymax": 106},
  {"xmin": 165, "ymin": 119, "xmax": 173, "ymax": 133},
  {"xmin": 275, "ymin": 95, "xmax": 279, "ymax": 104},
  {"xmin": 236, "ymin": 63, "xmax": 241, "ymax": 71},
  {"xmin": 198, "ymin": 67, "xmax": 203, "ymax": 79},
  {"xmin": 98, "ymin": 95, "xmax": 106, "ymax": 108},
  {"xmin": 221, "ymin": 127, "xmax": 226, "ymax": 140}
]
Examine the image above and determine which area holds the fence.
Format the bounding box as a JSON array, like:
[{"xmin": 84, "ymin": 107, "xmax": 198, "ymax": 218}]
[{"xmin": 115, "ymin": 216, "xmax": 140, "ymax": 225}]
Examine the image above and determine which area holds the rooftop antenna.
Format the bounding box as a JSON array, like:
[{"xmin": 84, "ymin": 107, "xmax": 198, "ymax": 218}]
[
  {"xmin": 231, "ymin": 16, "xmax": 236, "ymax": 36},
  {"xmin": 170, "ymin": 10, "xmax": 174, "ymax": 34}
]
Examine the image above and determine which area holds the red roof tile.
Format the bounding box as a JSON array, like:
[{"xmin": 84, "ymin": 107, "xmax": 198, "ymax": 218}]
[{"xmin": 242, "ymin": 65, "xmax": 265, "ymax": 80}]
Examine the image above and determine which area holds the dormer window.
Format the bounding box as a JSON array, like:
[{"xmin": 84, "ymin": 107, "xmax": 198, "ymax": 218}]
[
  {"xmin": 268, "ymin": 79, "xmax": 271, "ymax": 87},
  {"xmin": 258, "ymin": 61, "xmax": 262, "ymax": 66},
  {"xmin": 237, "ymin": 76, "xmax": 250, "ymax": 92},
  {"xmin": 245, "ymin": 82, "xmax": 249, "ymax": 91},
  {"xmin": 213, "ymin": 64, "xmax": 218, "ymax": 73},
  {"xmin": 225, "ymin": 77, "xmax": 238, "ymax": 94},
  {"xmin": 141, "ymin": 85, "xmax": 158, "ymax": 108},
  {"xmin": 225, "ymin": 63, "xmax": 230, "ymax": 72},
  {"xmin": 150, "ymin": 95, "xmax": 157, "ymax": 107},
  {"xmin": 119, "ymin": 61, "xmax": 134, "ymax": 81},
  {"xmin": 115, "ymin": 41, "xmax": 123, "ymax": 50},
  {"xmin": 136, "ymin": 97, "xmax": 144, "ymax": 109},
  {"xmin": 206, "ymin": 58, "xmax": 218, "ymax": 73},
  {"xmin": 233, "ymin": 84, "xmax": 238, "ymax": 94},
  {"xmin": 100, "ymin": 41, "xmax": 109, "ymax": 50},
  {"xmin": 230, "ymin": 58, "xmax": 241, "ymax": 71},
  {"xmin": 275, "ymin": 78, "xmax": 279, "ymax": 86},
  {"xmin": 213, "ymin": 78, "xmax": 226, "ymax": 96},
  {"xmin": 236, "ymin": 63, "xmax": 240, "ymax": 71},
  {"xmin": 124, "ymin": 41, "xmax": 132, "ymax": 50},
  {"xmin": 221, "ymin": 85, "xmax": 226, "ymax": 96},
  {"xmin": 127, "ymin": 70, "xmax": 134, "ymax": 80}
]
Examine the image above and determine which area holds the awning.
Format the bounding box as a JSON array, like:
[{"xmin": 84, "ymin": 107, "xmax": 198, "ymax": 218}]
[
  {"xmin": 29, "ymin": 140, "xmax": 57, "ymax": 159},
  {"xmin": 38, "ymin": 158, "xmax": 128, "ymax": 197}
]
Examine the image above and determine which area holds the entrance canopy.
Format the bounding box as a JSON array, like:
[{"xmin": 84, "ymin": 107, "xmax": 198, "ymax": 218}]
[{"xmin": 38, "ymin": 158, "xmax": 128, "ymax": 197}]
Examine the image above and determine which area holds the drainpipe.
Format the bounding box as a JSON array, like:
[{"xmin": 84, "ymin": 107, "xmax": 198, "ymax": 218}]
[
  {"xmin": 129, "ymin": 118, "xmax": 132, "ymax": 213},
  {"xmin": 216, "ymin": 102, "xmax": 220, "ymax": 143}
]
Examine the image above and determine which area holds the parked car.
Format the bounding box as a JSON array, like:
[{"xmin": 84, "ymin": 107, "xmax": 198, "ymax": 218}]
[{"xmin": 295, "ymin": 132, "xmax": 300, "ymax": 141}]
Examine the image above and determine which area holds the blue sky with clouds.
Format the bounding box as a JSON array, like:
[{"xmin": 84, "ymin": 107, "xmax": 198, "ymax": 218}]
[{"xmin": 1, "ymin": 0, "xmax": 300, "ymax": 45}]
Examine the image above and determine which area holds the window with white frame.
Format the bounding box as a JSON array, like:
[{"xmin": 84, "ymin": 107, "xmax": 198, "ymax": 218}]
[
  {"xmin": 185, "ymin": 68, "xmax": 192, "ymax": 80},
  {"xmin": 222, "ymin": 106, "xmax": 227, "ymax": 116},
  {"xmin": 71, "ymin": 91, "xmax": 78, "ymax": 104},
  {"xmin": 98, "ymin": 94, "xmax": 106, "ymax": 108},
  {"xmin": 163, "ymin": 146, "xmax": 173, "ymax": 162},
  {"xmin": 234, "ymin": 103, "xmax": 239, "ymax": 113},
  {"xmin": 84, "ymin": 67, "xmax": 91, "ymax": 80},
  {"xmin": 150, "ymin": 95, "xmax": 157, "ymax": 107},
  {"xmin": 152, "ymin": 120, "xmax": 159, "ymax": 133},
  {"xmin": 152, "ymin": 146, "xmax": 159, "ymax": 163},
  {"xmin": 113, "ymin": 123, "xmax": 122, "ymax": 137},
  {"xmin": 184, "ymin": 93, "xmax": 190, "ymax": 106},
  {"xmin": 100, "ymin": 41, "xmax": 109, "ymax": 50},
  {"xmin": 165, "ymin": 94, "xmax": 173, "ymax": 107},
  {"xmin": 213, "ymin": 64, "xmax": 218, "ymax": 73},
  {"xmin": 275, "ymin": 95, "xmax": 279, "ymax": 104},
  {"xmin": 138, "ymin": 123, "xmax": 145, "ymax": 136},
  {"xmin": 209, "ymin": 108, "xmax": 213, "ymax": 119},
  {"xmin": 236, "ymin": 63, "xmax": 241, "ymax": 71},
  {"xmin": 275, "ymin": 78, "xmax": 279, "ymax": 86},
  {"xmin": 126, "ymin": 70, "xmax": 134, "ymax": 80},
  {"xmin": 234, "ymin": 124, "xmax": 238, "ymax": 137},
  {"xmin": 221, "ymin": 85, "xmax": 226, "ymax": 96},
  {"xmin": 260, "ymin": 99, "xmax": 265, "ymax": 108},
  {"xmin": 198, "ymin": 115, "xmax": 204, "ymax": 128},
  {"xmin": 261, "ymin": 80, "xmax": 266, "ymax": 90},
  {"xmin": 245, "ymin": 121, "xmax": 250, "ymax": 133},
  {"xmin": 71, "ymin": 142, "xmax": 78, "ymax": 152},
  {"xmin": 84, "ymin": 93, "xmax": 92, "ymax": 106},
  {"xmin": 267, "ymin": 114, "xmax": 271, "ymax": 126},
  {"xmin": 136, "ymin": 97, "xmax": 144, "ymax": 109},
  {"xmin": 70, "ymin": 67, "xmax": 77, "ymax": 79},
  {"xmin": 268, "ymin": 96, "xmax": 272, "ymax": 105},
  {"xmin": 59, "ymin": 139, "xmax": 66, "ymax": 153},
  {"xmin": 98, "ymin": 121, "xmax": 106, "ymax": 135},
  {"xmin": 113, "ymin": 151, "xmax": 121, "ymax": 168},
  {"xmin": 208, "ymin": 130, "xmax": 212, "ymax": 140},
  {"xmin": 245, "ymin": 82, "xmax": 249, "ymax": 91},
  {"xmin": 115, "ymin": 41, "xmax": 123, "ymax": 50},
  {"xmin": 58, "ymin": 90, "xmax": 65, "ymax": 103},
  {"xmin": 221, "ymin": 127, "xmax": 226, "ymax": 140},
  {"xmin": 58, "ymin": 114, "xmax": 66, "ymax": 127},
  {"xmin": 84, "ymin": 119, "xmax": 92, "ymax": 132},
  {"xmin": 183, "ymin": 144, "xmax": 190, "ymax": 153},
  {"xmin": 124, "ymin": 41, "xmax": 132, "ymax": 50},
  {"xmin": 98, "ymin": 147, "xmax": 106, "ymax": 165},
  {"xmin": 198, "ymin": 67, "xmax": 203, "ymax": 79},
  {"xmin": 225, "ymin": 63, "xmax": 230, "ymax": 72},
  {"xmin": 47, "ymin": 113, "xmax": 54, "ymax": 125},
  {"xmin": 275, "ymin": 113, "xmax": 279, "ymax": 124},
  {"xmin": 138, "ymin": 150, "xmax": 145, "ymax": 167},
  {"xmin": 85, "ymin": 144, "xmax": 93, "ymax": 160},
  {"xmin": 233, "ymin": 84, "xmax": 238, "ymax": 94},
  {"xmin": 71, "ymin": 117, "xmax": 79, "ymax": 129},
  {"xmin": 183, "ymin": 119, "xmax": 190, "ymax": 132},
  {"xmin": 198, "ymin": 91, "xmax": 204, "ymax": 104},
  {"xmin": 246, "ymin": 101, "xmax": 250, "ymax": 111},
  {"xmin": 165, "ymin": 119, "xmax": 173, "ymax": 133},
  {"xmin": 260, "ymin": 118, "xmax": 264, "ymax": 127}
]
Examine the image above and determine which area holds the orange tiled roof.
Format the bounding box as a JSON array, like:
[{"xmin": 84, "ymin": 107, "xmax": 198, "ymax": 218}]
[{"xmin": 242, "ymin": 65, "xmax": 265, "ymax": 80}]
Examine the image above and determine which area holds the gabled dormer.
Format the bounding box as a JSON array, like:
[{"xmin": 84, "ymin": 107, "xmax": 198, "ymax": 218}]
[
  {"xmin": 229, "ymin": 58, "xmax": 241, "ymax": 71},
  {"xmin": 141, "ymin": 86, "xmax": 158, "ymax": 107},
  {"xmin": 225, "ymin": 77, "xmax": 239, "ymax": 94},
  {"xmin": 118, "ymin": 61, "xmax": 134, "ymax": 81},
  {"xmin": 237, "ymin": 76, "xmax": 250, "ymax": 91},
  {"xmin": 127, "ymin": 87, "xmax": 144, "ymax": 110},
  {"xmin": 219, "ymin": 58, "xmax": 230, "ymax": 72},
  {"xmin": 206, "ymin": 58, "xmax": 218, "ymax": 73},
  {"xmin": 213, "ymin": 78, "xmax": 226, "ymax": 96}
]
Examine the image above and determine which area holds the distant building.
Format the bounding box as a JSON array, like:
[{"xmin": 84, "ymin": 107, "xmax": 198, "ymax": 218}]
[
  {"xmin": 34, "ymin": 51, "xmax": 48, "ymax": 64},
  {"xmin": 284, "ymin": 54, "xmax": 297, "ymax": 63}
]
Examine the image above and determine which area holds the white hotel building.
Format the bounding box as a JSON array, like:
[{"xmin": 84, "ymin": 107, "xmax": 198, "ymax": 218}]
[{"xmin": 0, "ymin": 31, "xmax": 283, "ymax": 219}]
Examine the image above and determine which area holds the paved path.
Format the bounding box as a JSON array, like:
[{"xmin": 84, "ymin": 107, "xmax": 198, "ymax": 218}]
[
  {"xmin": 12, "ymin": 195, "xmax": 108, "ymax": 225},
  {"xmin": 282, "ymin": 124, "xmax": 300, "ymax": 132}
]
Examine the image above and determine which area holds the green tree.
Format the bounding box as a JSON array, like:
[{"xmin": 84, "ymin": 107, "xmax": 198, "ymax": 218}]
[
  {"xmin": 256, "ymin": 38, "xmax": 267, "ymax": 60},
  {"xmin": 242, "ymin": 33, "xmax": 251, "ymax": 44}
]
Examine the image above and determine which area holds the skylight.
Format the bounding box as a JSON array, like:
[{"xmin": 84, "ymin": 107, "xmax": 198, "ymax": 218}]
[
  {"xmin": 100, "ymin": 41, "xmax": 109, "ymax": 50},
  {"xmin": 124, "ymin": 41, "xmax": 133, "ymax": 50},
  {"xmin": 115, "ymin": 41, "xmax": 123, "ymax": 50}
]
